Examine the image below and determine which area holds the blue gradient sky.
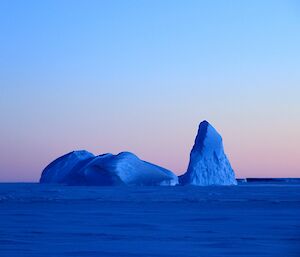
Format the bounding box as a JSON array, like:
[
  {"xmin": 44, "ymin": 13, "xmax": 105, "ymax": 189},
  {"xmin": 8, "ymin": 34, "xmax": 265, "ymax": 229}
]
[{"xmin": 1, "ymin": 0, "xmax": 300, "ymax": 181}]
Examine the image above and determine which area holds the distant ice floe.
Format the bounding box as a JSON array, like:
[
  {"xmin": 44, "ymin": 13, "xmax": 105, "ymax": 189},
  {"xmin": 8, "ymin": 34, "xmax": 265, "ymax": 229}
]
[{"xmin": 40, "ymin": 120, "xmax": 237, "ymax": 186}]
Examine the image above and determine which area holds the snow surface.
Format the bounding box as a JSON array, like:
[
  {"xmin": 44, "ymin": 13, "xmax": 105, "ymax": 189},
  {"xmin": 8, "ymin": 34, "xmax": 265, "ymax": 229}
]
[
  {"xmin": 40, "ymin": 151, "xmax": 178, "ymax": 186},
  {"xmin": 1, "ymin": 182, "xmax": 300, "ymax": 257},
  {"xmin": 180, "ymin": 121, "xmax": 237, "ymax": 185}
]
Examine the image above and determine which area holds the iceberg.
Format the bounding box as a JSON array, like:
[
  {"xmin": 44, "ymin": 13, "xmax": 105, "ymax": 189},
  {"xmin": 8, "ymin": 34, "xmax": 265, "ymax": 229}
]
[
  {"xmin": 40, "ymin": 151, "xmax": 178, "ymax": 186},
  {"xmin": 180, "ymin": 121, "xmax": 237, "ymax": 186},
  {"xmin": 40, "ymin": 120, "xmax": 236, "ymax": 187},
  {"xmin": 40, "ymin": 150, "xmax": 95, "ymax": 184}
]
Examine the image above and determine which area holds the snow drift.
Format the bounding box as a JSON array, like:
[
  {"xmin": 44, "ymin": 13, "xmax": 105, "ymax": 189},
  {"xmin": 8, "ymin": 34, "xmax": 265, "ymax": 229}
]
[
  {"xmin": 40, "ymin": 151, "xmax": 178, "ymax": 186},
  {"xmin": 180, "ymin": 121, "xmax": 237, "ymax": 186}
]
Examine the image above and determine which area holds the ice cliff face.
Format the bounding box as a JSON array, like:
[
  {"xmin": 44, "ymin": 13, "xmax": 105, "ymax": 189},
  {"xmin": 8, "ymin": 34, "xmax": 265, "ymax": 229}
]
[
  {"xmin": 180, "ymin": 121, "xmax": 237, "ymax": 186},
  {"xmin": 40, "ymin": 151, "xmax": 178, "ymax": 186}
]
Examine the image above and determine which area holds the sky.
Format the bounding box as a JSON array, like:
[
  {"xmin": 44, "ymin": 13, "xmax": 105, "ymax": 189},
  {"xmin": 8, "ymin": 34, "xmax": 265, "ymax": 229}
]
[{"xmin": 0, "ymin": 0, "xmax": 300, "ymax": 182}]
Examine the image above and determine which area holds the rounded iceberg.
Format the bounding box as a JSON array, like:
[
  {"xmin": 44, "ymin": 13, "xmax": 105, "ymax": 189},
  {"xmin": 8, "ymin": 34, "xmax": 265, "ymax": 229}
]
[{"xmin": 40, "ymin": 151, "xmax": 178, "ymax": 186}]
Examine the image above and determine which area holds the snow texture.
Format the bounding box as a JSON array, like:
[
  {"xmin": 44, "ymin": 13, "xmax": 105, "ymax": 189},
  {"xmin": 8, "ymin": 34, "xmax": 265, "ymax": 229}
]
[
  {"xmin": 180, "ymin": 120, "xmax": 237, "ymax": 185},
  {"xmin": 1, "ymin": 182, "xmax": 300, "ymax": 257},
  {"xmin": 40, "ymin": 151, "xmax": 178, "ymax": 186}
]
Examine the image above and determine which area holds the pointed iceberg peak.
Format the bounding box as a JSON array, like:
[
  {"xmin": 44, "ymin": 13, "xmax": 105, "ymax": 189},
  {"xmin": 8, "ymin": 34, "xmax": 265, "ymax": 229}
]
[
  {"xmin": 192, "ymin": 120, "xmax": 223, "ymax": 155},
  {"xmin": 200, "ymin": 119, "xmax": 209, "ymax": 126},
  {"xmin": 180, "ymin": 120, "xmax": 237, "ymax": 186}
]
